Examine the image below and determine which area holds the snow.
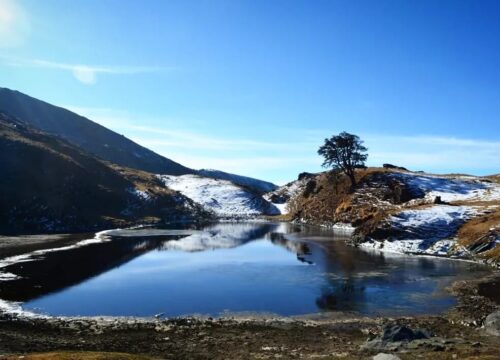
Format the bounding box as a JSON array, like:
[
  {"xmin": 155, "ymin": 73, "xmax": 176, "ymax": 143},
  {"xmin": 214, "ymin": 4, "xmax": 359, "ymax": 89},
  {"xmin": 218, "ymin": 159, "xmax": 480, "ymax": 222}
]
[
  {"xmin": 358, "ymin": 171, "xmax": 500, "ymax": 258},
  {"xmin": 263, "ymin": 177, "xmax": 310, "ymax": 215},
  {"xmin": 272, "ymin": 202, "xmax": 288, "ymax": 214},
  {"xmin": 361, "ymin": 205, "xmax": 479, "ymax": 256},
  {"xmin": 198, "ymin": 169, "xmax": 278, "ymax": 193},
  {"xmin": 391, "ymin": 172, "xmax": 500, "ymax": 202},
  {"xmin": 158, "ymin": 174, "xmax": 279, "ymax": 217},
  {"xmin": 278, "ymin": 179, "xmax": 308, "ymax": 200},
  {"xmin": 127, "ymin": 188, "xmax": 152, "ymax": 202}
]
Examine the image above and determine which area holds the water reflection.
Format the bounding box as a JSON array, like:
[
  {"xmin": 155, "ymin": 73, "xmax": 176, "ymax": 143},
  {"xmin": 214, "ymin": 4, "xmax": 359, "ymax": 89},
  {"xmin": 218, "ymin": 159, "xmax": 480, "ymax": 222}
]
[{"xmin": 0, "ymin": 222, "xmax": 490, "ymax": 317}]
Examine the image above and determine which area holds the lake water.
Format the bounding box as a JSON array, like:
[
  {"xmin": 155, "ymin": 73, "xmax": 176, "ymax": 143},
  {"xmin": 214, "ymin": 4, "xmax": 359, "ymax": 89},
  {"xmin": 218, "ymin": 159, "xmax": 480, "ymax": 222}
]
[{"xmin": 0, "ymin": 222, "xmax": 490, "ymax": 318}]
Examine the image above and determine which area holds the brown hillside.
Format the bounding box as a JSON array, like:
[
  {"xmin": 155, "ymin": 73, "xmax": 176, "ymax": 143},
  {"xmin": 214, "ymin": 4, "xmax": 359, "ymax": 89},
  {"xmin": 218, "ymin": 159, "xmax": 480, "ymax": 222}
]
[{"xmin": 0, "ymin": 113, "xmax": 210, "ymax": 234}]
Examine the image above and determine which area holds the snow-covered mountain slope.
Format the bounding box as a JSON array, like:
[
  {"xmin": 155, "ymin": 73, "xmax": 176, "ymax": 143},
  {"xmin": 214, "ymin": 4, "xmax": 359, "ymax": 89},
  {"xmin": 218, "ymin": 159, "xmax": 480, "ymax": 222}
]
[
  {"xmin": 389, "ymin": 172, "xmax": 500, "ymax": 202},
  {"xmin": 198, "ymin": 169, "xmax": 278, "ymax": 193},
  {"xmin": 158, "ymin": 174, "xmax": 280, "ymax": 217},
  {"xmin": 358, "ymin": 171, "xmax": 500, "ymax": 259},
  {"xmin": 361, "ymin": 205, "xmax": 481, "ymax": 255},
  {"xmin": 263, "ymin": 173, "xmax": 315, "ymax": 214}
]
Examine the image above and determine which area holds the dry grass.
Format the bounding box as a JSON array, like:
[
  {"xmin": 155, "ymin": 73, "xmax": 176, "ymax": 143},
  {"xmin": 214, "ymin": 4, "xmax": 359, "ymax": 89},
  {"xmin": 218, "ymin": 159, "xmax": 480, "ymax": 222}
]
[
  {"xmin": 484, "ymin": 174, "xmax": 500, "ymax": 184},
  {"xmin": 457, "ymin": 208, "xmax": 500, "ymax": 245},
  {"xmin": 1, "ymin": 352, "xmax": 154, "ymax": 360},
  {"xmin": 286, "ymin": 168, "xmax": 405, "ymax": 234},
  {"xmin": 457, "ymin": 207, "xmax": 500, "ymax": 261}
]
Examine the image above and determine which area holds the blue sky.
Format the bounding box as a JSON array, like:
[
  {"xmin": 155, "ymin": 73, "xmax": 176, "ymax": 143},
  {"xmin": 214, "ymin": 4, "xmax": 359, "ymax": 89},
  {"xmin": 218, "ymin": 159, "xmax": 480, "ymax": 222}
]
[{"xmin": 1, "ymin": 0, "xmax": 499, "ymax": 184}]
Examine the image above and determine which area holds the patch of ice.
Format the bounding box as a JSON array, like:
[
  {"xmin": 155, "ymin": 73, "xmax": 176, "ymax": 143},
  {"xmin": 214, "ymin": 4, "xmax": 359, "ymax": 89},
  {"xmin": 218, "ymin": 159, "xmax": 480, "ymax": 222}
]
[
  {"xmin": 0, "ymin": 299, "xmax": 45, "ymax": 318},
  {"xmin": 0, "ymin": 229, "xmax": 115, "ymax": 281}
]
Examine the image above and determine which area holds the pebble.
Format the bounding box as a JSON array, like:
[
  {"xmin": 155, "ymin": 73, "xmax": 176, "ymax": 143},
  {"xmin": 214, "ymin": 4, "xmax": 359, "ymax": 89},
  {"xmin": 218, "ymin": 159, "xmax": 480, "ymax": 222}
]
[{"xmin": 373, "ymin": 353, "xmax": 401, "ymax": 360}]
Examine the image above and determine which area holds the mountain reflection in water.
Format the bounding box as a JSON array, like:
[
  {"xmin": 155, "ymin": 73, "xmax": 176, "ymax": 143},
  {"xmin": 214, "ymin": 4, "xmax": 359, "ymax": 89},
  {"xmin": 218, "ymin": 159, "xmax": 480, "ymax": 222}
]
[{"xmin": 0, "ymin": 222, "xmax": 490, "ymax": 317}]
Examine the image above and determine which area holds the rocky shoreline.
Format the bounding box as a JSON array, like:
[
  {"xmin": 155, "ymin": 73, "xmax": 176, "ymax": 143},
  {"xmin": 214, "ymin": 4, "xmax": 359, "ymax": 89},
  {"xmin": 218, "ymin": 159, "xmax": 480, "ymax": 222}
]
[
  {"xmin": 0, "ymin": 272, "xmax": 498, "ymax": 359},
  {"xmin": 0, "ymin": 223, "xmax": 499, "ymax": 359}
]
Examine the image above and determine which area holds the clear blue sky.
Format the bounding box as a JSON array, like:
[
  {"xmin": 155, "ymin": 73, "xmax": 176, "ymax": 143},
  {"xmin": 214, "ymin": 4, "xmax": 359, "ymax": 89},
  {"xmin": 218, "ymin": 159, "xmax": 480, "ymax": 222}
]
[{"xmin": 1, "ymin": 0, "xmax": 499, "ymax": 183}]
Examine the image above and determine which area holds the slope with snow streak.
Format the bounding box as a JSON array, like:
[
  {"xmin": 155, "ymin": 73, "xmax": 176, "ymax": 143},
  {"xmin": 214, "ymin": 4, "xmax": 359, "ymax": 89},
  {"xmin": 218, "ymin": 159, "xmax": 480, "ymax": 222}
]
[
  {"xmin": 158, "ymin": 174, "xmax": 279, "ymax": 217},
  {"xmin": 390, "ymin": 172, "xmax": 500, "ymax": 202},
  {"xmin": 264, "ymin": 176, "xmax": 311, "ymax": 215},
  {"xmin": 362, "ymin": 205, "xmax": 480, "ymax": 255},
  {"xmin": 363, "ymin": 172, "xmax": 500, "ymax": 257}
]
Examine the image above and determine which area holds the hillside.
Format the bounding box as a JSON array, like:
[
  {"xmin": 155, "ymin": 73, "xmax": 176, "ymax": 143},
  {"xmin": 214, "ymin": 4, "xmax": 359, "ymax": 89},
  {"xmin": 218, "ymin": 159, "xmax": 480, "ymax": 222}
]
[
  {"xmin": 158, "ymin": 174, "xmax": 280, "ymax": 218},
  {"xmin": 0, "ymin": 87, "xmax": 192, "ymax": 175},
  {"xmin": 270, "ymin": 168, "xmax": 500, "ymax": 264},
  {"xmin": 0, "ymin": 113, "xmax": 210, "ymax": 234}
]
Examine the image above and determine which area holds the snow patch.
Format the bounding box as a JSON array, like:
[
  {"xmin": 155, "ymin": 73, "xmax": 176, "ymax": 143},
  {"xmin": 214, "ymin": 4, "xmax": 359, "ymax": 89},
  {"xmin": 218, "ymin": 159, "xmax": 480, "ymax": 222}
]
[{"xmin": 127, "ymin": 188, "xmax": 152, "ymax": 202}]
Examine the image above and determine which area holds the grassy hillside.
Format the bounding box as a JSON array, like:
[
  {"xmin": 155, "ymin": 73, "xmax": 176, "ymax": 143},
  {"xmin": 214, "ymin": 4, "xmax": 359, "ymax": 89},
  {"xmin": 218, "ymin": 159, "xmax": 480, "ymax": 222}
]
[
  {"xmin": 0, "ymin": 113, "xmax": 210, "ymax": 234},
  {"xmin": 0, "ymin": 87, "xmax": 192, "ymax": 175}
]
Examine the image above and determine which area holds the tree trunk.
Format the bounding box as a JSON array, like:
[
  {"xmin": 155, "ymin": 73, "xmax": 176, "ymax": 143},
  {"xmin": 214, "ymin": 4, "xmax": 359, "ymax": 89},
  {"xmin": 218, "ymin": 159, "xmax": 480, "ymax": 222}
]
[{"xmin": 348, "ymin": 171, "xmax": 357, "ymax": 190}]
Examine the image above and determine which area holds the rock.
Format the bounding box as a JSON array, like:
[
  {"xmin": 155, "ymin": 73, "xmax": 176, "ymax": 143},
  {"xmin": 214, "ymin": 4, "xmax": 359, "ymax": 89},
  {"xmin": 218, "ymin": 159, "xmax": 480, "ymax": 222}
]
[
  {"xmin": 383, "ymin": 163, "xmax": 408, "ymax": 171},
  {"xmin": 362, "ymin": 325, "xmax": 435, "ymax": 351},
  {"xmin": 484, "ymin": 310, "xmax": 500, "ymax": 336},
  {"xmin": 381, "ymin": 325, "xmax": 432, "ymax": 342},
  {"xmin": 373, "ymin": 354, "xmax": 401, "ymax": 360},
  {"xmin": 297, "ymin": 172, "xmax": 315, "ymax": 181}
]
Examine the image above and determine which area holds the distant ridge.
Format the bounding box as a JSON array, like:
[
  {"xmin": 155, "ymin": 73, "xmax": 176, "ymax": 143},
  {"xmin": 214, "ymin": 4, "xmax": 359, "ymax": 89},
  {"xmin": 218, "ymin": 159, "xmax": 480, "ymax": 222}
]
[
  {"xmin": 0, "ymin": 87, "xmax": 193, "ymax": 175},
  {"xmin": 198, "ymin": 169, "xmax": 278, "ymax": 194}
]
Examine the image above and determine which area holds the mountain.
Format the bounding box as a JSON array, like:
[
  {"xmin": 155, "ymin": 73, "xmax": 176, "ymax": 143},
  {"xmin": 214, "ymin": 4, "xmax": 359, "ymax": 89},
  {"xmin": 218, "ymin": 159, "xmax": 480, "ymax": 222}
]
[
  {"xmin": 0, "ymin": 112, "xmax": 210, "ymax": 234},
  {"xmin": 0, "ymin": 87, "xmax": 192, "ymax": 175},
  {"xmin": 198, "ymin": 169, "xmax": 278, "ymax": 194}
]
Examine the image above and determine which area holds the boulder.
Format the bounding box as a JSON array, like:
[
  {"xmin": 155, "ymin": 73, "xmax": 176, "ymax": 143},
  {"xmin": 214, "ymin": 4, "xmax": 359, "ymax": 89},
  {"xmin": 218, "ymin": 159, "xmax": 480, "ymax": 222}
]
[
  {"xmin": 380, "ymin": 325, "xmax": 432, "ymax": 342},
  {"xmin": 484, "ymin": 310, "xmax": 500, "ymax": 336},
  {"xmin": 363, "ymin": 325, "xmax": 436, "ymax": 351}
]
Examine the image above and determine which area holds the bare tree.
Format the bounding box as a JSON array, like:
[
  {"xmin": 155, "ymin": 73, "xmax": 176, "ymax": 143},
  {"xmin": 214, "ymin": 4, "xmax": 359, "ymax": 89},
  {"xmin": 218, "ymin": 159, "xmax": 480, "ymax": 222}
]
[{"xmin": 317, "ymin": 132, "xmax": 368, "ymax": 188}]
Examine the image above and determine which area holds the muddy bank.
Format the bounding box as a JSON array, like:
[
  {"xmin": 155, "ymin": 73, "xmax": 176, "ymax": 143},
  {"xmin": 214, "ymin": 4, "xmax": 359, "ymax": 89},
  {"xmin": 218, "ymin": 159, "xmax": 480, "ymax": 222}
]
[
  {"xmin": 0, "ymin": 273, "xmax": 498, "ymax": 359},
  {"xmin": 0, "ymin": 233, "xmax": 94, "ymax": 259}
]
